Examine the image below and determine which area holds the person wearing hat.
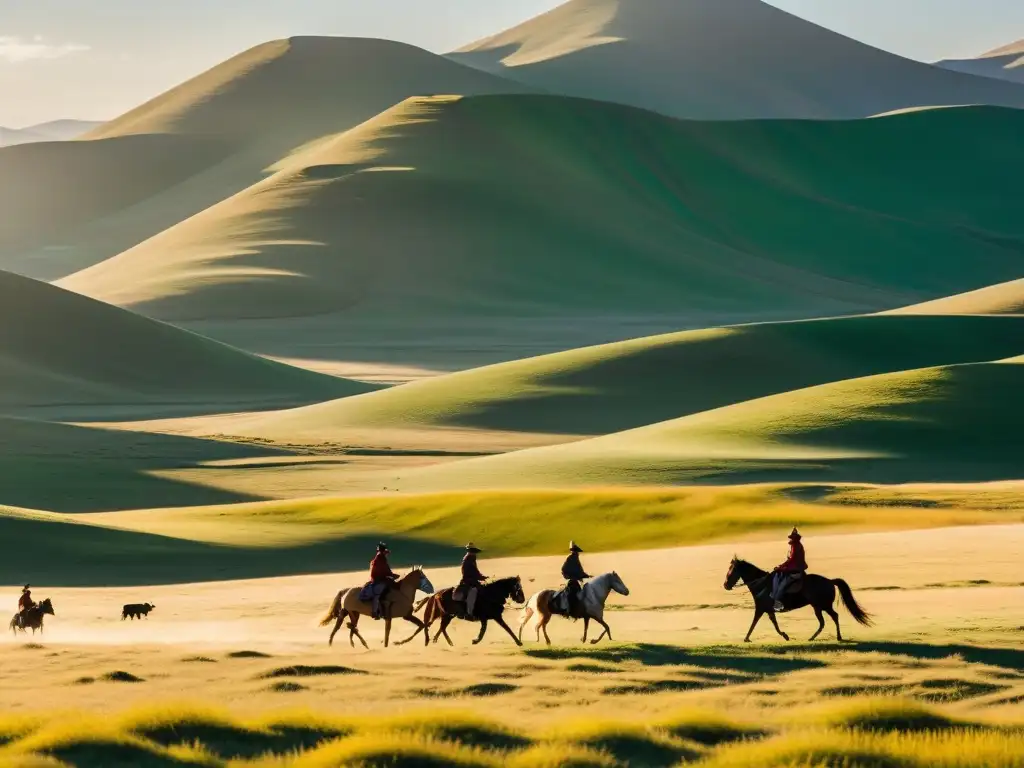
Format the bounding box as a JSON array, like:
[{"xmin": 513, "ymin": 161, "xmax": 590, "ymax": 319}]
[
  {"xmin": 771, "ymin": 528, "xmax": 808, "ymax": 611},
  {"xmin": 560, "ymin": 541, "xmax": 591, "ymax": 617},
  {"xmin": 459, "ymin": 543, "xmax": 488, "ymax": 619},
  {"xmin": 368, "ymin": 543, "xmax": 397, "ymax": 620},
  {"xmin": 16, "ymin": 585, "xmax": 35, "ymax": 629}
]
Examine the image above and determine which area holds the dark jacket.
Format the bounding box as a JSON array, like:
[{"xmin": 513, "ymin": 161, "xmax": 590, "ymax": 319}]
[
  {"xmin": 561, "ymin": 552, "xmax": 590, "ymax": 582},
  {"xmin": 461, "ymin": 553, "xmax": 487, "ymax": 585}
]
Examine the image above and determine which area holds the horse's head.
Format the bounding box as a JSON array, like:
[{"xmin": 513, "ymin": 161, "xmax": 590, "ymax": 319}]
[
  {"xmin": 724, "ymin": 557, "xmax": 744, "ymax": 591},
  {"xmin": 39, "ymin": 599, "xmax": 54, "ymax": 615},
  {"xmin": 610, "ymin": 571, "xmax": 630, "ymax": 596},
  {"xmin": 511, "ymin": 576, "xmax": 526, "ymax": 604},
  {"xmin": 407, "ymin": 568, "xmax": 434, "ymax": 595}
]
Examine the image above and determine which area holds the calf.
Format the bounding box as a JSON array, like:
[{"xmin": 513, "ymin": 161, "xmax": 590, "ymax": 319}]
[{"xmin": 121, "ymin": 603, "xmax": 155, "ymax": 621}]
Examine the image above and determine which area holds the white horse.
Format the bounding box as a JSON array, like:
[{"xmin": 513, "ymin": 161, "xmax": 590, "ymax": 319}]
[{"xmin": 518, "ymin": 572, "xmax": 629, "ymax": 645}]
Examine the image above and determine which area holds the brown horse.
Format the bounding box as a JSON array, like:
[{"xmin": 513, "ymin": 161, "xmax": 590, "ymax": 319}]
[
  {"xmin": 724, "ymin": 557, "xmax": 873, "ymax": 642},
  {"xmin": 10, "ymin": 598, "xmax": 54, "ymax": 636},
  {"xmin": 519, "ymin": 572, "xmax": 629, "ymax": 645},
  {"xmin": 414, "ymin": 576, "xmax": 526, "ymax": 647},
  {"xmin": 319, "ymin": 568, "xmax": 434, "ymax": 648}
]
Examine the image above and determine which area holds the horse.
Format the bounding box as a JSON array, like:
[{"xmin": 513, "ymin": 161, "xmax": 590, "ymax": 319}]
[
  {"xmin": 319, "ymin": 568, "xmax": 434, "ymax": 648},
  {"xmin": 724, "ymin": 557, "xmax": 872, "ymax": 643},
  {"xmin": 10, "ymin": 598, "xmax": 54, "ymax": 636},
  {"xmin": 518, "ymin": 572, "xmax": 629, "ymax": 645},
  {"xmin": 412, "ymin": 576, "xmax": 526, "ymax": 647}
]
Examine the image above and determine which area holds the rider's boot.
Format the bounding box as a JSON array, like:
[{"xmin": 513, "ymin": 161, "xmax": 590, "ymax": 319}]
[{"xmin": 466, "ymin": 588, "xmax": 477, "ymax": 619}]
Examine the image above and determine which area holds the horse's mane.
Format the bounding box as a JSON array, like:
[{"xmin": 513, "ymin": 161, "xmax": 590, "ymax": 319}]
[{"xmin": 483, "ymin": 576, "xmax": 519, "ymax": 591}]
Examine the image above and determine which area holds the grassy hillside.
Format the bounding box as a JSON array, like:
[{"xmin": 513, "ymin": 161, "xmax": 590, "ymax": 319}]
[
  {"xmin": 229, "ymin": 314, "xmax": 1024, "ymax": 443},
  {"xmin": 0, "ymin": 270, "xmax": 368, "ymax": 417},
  {"xmin": 450, "ymin": 0, "xmax": 1024, "ymax": 119},
  {"xmin": 887, "ymin": 278, "xmax": 1024, "ymax": 316},
  {"xmin": 394, "ymin": 358, "xmax": 1024, "ymax": 490},
  {"xmin": 62, "ymin": 96, "xmax": 1024, "ymax": 325},
  {"xmin": 2, "ymin": 38, "xmax": 525, "ymax": 281},
  {"xmin": 5, "ymin": 484, "xmax": 1020, "ymax": 584}
]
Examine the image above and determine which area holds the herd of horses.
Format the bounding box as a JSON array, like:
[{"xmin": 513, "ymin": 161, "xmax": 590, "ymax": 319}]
[
  {"xmin": 316, "ymin": 557, "xmax": 872, "ymax": 648},
  {"xmin": 9, "ymin": 557, "xmax": 873, "ymax": 646}
]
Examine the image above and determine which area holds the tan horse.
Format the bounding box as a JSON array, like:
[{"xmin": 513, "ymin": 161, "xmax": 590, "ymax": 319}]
[
  {"xmin": 319, "ymin": 568, "xmax": 434, "ymax": 648},
  {"xmin": 519, "ymin": 572, "xmax": 629, "ymax": 645}
]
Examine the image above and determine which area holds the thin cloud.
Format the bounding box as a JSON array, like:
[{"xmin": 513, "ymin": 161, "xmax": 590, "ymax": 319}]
[{"xmin": 0, "ymin": 35, "xmax": 90, "ymax": 64}]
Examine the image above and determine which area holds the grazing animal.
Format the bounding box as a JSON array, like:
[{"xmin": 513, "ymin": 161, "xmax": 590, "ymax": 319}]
[
  {"xmin": 414, "ymin": 576, "xmax": 526, "ymax": 647},
  {"xmin": 10, "ymin": 598, "xmax": 54, "ymax": 635},
  {"xmin": 319, "ymin": 568, "xmax": 434, "ymax": 648},
  {"xmin": 122, "ymin": 603, "xmax": 155, "ymax": 620},
  {"xmin": 724, "ymin": 557, "xmax": 873, "ymax": 642},
  {"xmin": 519, "ymin": 572, "xmax": 629, "ymax": 645}
]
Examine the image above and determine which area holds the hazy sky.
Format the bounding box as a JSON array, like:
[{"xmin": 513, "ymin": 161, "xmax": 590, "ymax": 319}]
[{"xmin": 2, "ymin": 0, "xmax": 1023, "ymax": 127}]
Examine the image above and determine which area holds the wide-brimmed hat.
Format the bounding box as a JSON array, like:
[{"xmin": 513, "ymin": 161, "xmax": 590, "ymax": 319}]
[
  {"xmin": 22, "ymin": 584, "xmax": 30, "ymax": 592},
  {"xmin": 376, "ymin": 542, "xmax": 389, "ymax": 553},
  {"xmin": 465, "ymin": 543, "xmax": 482, "ymax": 553},
  {"xmin": 789, "ymin": 528, "xmax": 801, "ymax": 540},
  {"xmin": 569, "ymin": 541, "xmax": 583, "ymax": 552}
]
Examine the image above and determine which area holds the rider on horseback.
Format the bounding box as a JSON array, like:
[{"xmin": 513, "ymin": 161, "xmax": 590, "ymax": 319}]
[
  {"xmin": 561, "ymin": 541, "xmax": 590, "ymax": 616},
  {"xmin": 368, "ymin": 543, "xmax": 398, "ymax": 620},
  {"xmin": 16, "ymin": 585, "xmax": 34, "ymax": 628},
  {"xmin": 771, "ymin": 528, "xmax": 807, "ymax": 611},
  {"xmin": 460, "ymin": 543, "xmax": 487, "ymax": 619}
]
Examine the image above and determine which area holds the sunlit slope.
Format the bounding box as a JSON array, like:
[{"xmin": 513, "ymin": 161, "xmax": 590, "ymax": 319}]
[
  {"xmin": 937, "ymin": 39, "xmax": 1024, "ymax": 85},
  {"xmin": 0, "ymin": 270, "xmax": 368, "ymax": 414},
  {"xmin": 2, "ymin": 38, "xmax": 525, "ymax": 281},
  {"xmin": 886, "ymin": 278, "xmax": 1024, "ymax": 316},
  {"xmin": 396, "ymin": 358, "xmax": 1024, "ymax": 489},
  {"xmin": 0, "ymin": 134, "xmax": 231, "ymax": 275},
  {"xmin": 61, "ymin": 96, "xmax": 1024, "ymax": 323},
  {"xmin": 233, "ymin": 315, "xmax": 1024, "ymax": 442},
  {"xmin": 450, "ymin": 0, "xmax": 1024, "ymax": 119}
]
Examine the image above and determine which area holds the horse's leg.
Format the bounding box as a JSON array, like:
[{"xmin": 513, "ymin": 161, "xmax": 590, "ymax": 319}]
[
  {"xmin": 472, "ymin": 619, "xmax": 488, "ymax": 645},
  {"xmin": 591, "ymin": 617, "xmax": 613, "ymax": 644},
  {"xmin": 767, "ymin": 610, "xmax": 790, "ymax": 642},
  {"xmin": 581, "ymin": 617, "xmax": 590, "ymax": 643},
  {"xmin": 539, "ymin": 614, "xmax": 552, "ymax": 646},
  {"xmin": 826, "ymin": 606, "xmax": 843, "ymax": 642},
  {"xmin": 434, "ymin": 615, "xmax": 454, "ymax": 646},
  {"xmin": 517, "ymin": 605, "xmax": 535, "ymax": 642},
  {"xmin": 744, "ymin": 608, "xmax": 764, "ymax": 643},
  {"xmin": 383, "ymin": 616, "xmax": 392, "ymax": 648},
  {"xmin": 329, "ymin": 609, "xmax": 347, "ymax": 647},
  {"xmin": 809, "ymin": 607, "xmax": 826, "ymax": 641},
  {"xmin": 395, "ymin": 615, "xmax": 426, "ymax": 646},
  {"xmin": 495, "ymin": 616, "xmax": 523, "ymax": 647},
  {"xmin": 349, "ymin": 613, "xmax": 369, "ymax": 649}
]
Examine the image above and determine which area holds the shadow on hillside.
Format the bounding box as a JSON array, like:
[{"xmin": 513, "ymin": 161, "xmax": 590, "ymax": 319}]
[
  {"xmin": 0, "ymin": 515, "xmax": 462, "ymax": 586},
  {"xmin": 834, "ymin": 641, "xmax": 1024, "ymax": 673},
  {"xmin": 524, "ymin": 642, "xmax": 825, "ymax": 676}
]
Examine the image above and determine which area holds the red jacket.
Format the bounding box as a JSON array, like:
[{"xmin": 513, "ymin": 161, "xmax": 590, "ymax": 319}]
[
  {"xmin": 461, "ymin": 554, "xmax": 487, "ymax": 585},
  {"xmin": 370, "ymin": 553, "xmax": 396, "ymax": 582},
  {"xmin": 18, "ymin": 593, "xmax": 33, "ymax": 611},
  {"xmin": 777, "ymin": 540, "xmax": 807, "ymax": 572}
]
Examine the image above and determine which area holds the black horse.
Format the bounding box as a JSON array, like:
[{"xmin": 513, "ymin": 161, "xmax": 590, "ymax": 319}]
[
  {"xmin": 414, "ymin": 576, "xmax": 526, "ymax": 647},
  {"xmin": 10, "ymin": 598, "xmax": 55, "ymax": 635},
  {"xmin": 724, "ymin": 558, "xmax": 872, "ymax": 642}
]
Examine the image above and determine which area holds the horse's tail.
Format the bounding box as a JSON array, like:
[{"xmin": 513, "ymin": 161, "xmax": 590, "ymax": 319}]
[
  {"xmin": 319, "ymin": 590, "xmax": 345, "ymax": 627},
  {"xmin": 833, "ymin": 579, "xmax": 873, "ymax": 626},
  {"xmin": 521, "ymin": 591, "xmax": 540, "ymax": 622},
  {"xmin": 413, "ymin": 595, "xmax": 431, "ymax": 614}
]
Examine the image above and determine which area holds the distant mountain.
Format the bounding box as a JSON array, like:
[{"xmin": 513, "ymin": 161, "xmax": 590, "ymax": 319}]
[
  {"xmin": 936, "ymin": 40, "xmax": 1024, "ymax": 84},
  {"xmin": 449, "ymin": 0, "xmax": 1024, "ymax": 119},
  {"xmin": 0, "ymin": 120, "xmax": 104, "ymax": 147}
]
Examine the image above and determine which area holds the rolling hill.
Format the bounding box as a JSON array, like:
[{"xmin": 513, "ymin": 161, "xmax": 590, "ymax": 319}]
[
  {"xmin": 937, "ymin": 40, "xmax": 1024, "ymax": 85},
  {"xmin": 229, "ymin": 314, "xmax": 1024, "ymax": 445},
  {"xmin": 449, "ymin": 0, "xmax": 1024, "ymax": 120},
  {"xmin": 389, "ymin": 356, "xmax": 1024, "ymax": 493},
  {"xmin": 1, "ymin": 37, "xmax": 527, "ymax": 281},
  {"xmin": 394, "ymin": 358, "xmax": 1024, "ymax": 490},
  {"xmin": 0, "ymin": 269, "xmax": 369, "ymax": 416},
  {"xmin": 886, "ymin": 278, "xmax": 1024, "ymax": 316},
  {"xmin": 61, "ymin": 96, "xmax": 1024, "ymax": 330}
]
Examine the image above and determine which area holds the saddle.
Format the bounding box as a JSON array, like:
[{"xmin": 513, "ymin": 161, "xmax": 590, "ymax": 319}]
[{"xmin": 785, "ymin": 573, "xmax": 806, "ymax": 594}]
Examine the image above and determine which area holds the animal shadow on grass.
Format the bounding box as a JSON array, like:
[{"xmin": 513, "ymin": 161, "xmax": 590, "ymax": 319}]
[
  {"xmin": 226, "ymin": 650, "xmax": 272, "ymax": 659},
  {"xmin": 46, "ymin": 741, "xmax": 195, "ymax": 768},
  {"xmin": 525, "ymin": 643, "xmax": 825, "ymax": 676},
  {"xmin": 852, "ymin": 641, "xmax": 1024, "ymax": 672},
  {"xmin": 576, "ymin": 732, "xmax": 701, "ymax": 768},
  {"xmin": 602, "ymin": 678, "xmax": 715, "ymax": 696},
  {"xmin": 259, "ymin": 665, "xmax": 366, "ymax": 679},
  {"xmin": 917, "ymin": 678, "xmax": 1008, "ymax": 702}
]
